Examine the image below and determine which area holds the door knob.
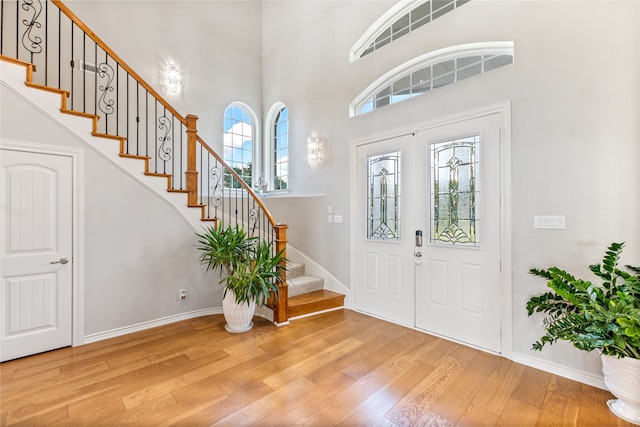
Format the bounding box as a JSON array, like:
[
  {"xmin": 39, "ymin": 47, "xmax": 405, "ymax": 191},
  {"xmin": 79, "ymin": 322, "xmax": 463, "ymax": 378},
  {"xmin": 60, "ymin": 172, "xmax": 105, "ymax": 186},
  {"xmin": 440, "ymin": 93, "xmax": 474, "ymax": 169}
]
[{"xmin": 50, "ymin": 258, "xmax": 69, "ymax": 265}]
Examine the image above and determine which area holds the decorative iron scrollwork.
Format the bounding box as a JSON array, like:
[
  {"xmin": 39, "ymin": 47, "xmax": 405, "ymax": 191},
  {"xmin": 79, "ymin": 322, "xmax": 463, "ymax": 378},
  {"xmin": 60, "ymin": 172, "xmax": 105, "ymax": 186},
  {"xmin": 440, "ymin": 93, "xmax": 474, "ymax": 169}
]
[
  {"xmin": 158, "ymin": 116, "xmax": 172, "ymax": 162},
  {"xmin": 209, "ymin": 166, "xmax": 223, "ymax": 208},
  {"xmin": 248, "ymin": 207, "xmax": 259, "ymax": 236},
  {"xmin": 21, "ymin": 0, "xmax": 43, "ymax": 56},
  {"xmin": 97, "ymin": 63, "xmax": 115, "ymax": 115}
]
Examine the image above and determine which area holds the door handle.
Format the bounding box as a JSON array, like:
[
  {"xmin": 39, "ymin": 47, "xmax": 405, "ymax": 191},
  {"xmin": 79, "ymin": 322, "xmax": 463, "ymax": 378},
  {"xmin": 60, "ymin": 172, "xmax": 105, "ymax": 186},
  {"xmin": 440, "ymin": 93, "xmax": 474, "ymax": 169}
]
[
  {"xmin": 414, "ymin": 251, "xmax": 423, "ymax": 265},
  {"xmin": 50, "ymin": 258, "xmax": 69, "ymax": 265}
]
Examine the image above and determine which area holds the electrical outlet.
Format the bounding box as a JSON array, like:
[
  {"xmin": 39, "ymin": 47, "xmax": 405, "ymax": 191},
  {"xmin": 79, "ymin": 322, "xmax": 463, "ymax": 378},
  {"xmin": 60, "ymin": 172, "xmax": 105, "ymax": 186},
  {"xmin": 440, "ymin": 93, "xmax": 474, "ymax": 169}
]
[{"xmin": 179, "ymin": 289, "xmax": 187, "ymax": 300}]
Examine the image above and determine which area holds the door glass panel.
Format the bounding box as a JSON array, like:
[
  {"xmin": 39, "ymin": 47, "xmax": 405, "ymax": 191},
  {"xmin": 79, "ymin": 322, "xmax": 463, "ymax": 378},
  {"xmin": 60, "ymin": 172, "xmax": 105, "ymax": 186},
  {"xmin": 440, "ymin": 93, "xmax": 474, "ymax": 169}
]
[
  {"xmin": 430, "ymin": 136, "xmax": 479, "ymax": 246},
  {"xmin": 367, "ymin": 151, "xmax": 401, "ymax": 241}
]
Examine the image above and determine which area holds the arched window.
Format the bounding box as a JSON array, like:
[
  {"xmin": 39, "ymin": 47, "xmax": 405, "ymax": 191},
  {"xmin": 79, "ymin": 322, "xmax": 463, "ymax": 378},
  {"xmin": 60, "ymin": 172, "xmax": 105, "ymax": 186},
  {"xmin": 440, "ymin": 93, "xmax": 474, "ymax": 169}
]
[
  {"xmin": 350, "ymin": 42, "xmax": 514, "ymax": 117},
  {"xmin": 350, "ymin": 0, "xmax": 471, "ymax": 62},
  {"xmin": 265, "ymin": 102, "xmax": 289, "ymax": 192},
  {"xmin": 223, "ymin": 103, "xmax": 257, "ymax": 188}
]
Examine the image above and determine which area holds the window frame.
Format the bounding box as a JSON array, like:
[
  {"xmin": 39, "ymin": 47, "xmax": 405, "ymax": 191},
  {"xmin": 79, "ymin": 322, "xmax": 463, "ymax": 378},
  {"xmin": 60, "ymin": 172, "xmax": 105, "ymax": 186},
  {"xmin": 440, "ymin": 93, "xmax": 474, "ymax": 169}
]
[
  {"xmin": 350, "ymin": 42, "xmax": 514, "ymax": 117},
  {"xmin": 223, "ymin": 102, "xmax": 259, "ymax": 189},
  {"xmin": 349, "ymin": 0, "xmax": 471, "ymax": 62},
  {"xmin": 264, "ymin": 102, "xmax": 289, "ymax": 194}
]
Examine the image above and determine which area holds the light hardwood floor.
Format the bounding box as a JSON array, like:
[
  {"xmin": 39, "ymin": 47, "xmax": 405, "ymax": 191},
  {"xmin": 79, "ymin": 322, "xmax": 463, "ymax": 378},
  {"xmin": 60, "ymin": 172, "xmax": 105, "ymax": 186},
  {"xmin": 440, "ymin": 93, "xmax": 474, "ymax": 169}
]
[{"xmin": 0, "ymin": 310, "xmax": 634, "ymax": 426}]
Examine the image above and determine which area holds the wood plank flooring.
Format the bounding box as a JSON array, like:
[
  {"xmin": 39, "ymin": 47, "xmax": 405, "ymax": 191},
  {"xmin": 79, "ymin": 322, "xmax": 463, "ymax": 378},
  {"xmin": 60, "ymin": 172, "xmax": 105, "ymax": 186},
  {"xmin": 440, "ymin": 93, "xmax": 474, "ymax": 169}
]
[{"xmin": 0, "ymin": 310, "xmax": 634, "ymax": 426}]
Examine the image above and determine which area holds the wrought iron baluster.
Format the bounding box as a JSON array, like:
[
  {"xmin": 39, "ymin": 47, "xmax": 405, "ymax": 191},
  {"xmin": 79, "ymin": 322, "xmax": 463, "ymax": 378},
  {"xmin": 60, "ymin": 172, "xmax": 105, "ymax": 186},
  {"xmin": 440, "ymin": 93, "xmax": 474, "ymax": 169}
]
[{"xmin": 21, "ymin": 0, "xmax": 43, "ymax": 63}]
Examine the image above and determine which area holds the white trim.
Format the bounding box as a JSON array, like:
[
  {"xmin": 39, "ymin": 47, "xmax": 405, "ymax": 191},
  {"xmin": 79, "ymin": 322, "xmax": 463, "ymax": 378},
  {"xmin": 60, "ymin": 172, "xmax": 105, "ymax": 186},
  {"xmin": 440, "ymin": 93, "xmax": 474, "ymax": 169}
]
[
  {"xmin": 350, "ymin": 102, "xmax": 513, "ymax": 357},
  {"xmin": 512, "ymin": 352, "xmax": 606, "ymax": 390},
  {"xmin": 349, "ymin": 0, "xmax": 422, "ymax": 63},
  {"xmin": 349, "ymin": 42, "xmax": 515, "ymax": 117},
  {"xmin": 263, "ymin": 101, "xmax": 288, "ymax": 192},
  {"xmin": 0, "ymin": 139, "xmax": 86, "ymax": 347},
  {"xmin": 83, "ymin": 308, "xmax": 221, "ymax": 344},
  {"xmin": 224, "ymin": 101, "xmax": 260, "ymax": 185}
]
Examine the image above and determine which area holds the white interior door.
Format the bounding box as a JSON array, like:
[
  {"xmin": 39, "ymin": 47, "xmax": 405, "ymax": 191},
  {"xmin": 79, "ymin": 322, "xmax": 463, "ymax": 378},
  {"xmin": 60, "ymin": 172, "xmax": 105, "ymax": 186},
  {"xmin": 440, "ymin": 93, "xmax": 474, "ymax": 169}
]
[
  {"xmin": 354, "ymin": 135, "xmax": 415, "ymax": 326},
  {"xmin": 1, "ymin": 148, "xmax": 73, "ymax": 361},
  {"xmin": 414, "ymin": 113, "xmax": 502, "ymax": 352}
]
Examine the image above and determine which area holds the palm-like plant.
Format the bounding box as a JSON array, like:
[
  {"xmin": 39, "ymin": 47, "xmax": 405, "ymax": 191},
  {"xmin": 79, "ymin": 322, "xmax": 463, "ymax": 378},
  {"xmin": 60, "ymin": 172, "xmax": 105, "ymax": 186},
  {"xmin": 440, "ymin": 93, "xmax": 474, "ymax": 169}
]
[
  {"xmin": 196, "ymin": 225, "xmax": 286, "ymax": 306},
  {"xmin": 526, "ymin": 242, "xmax": 640, "ymax": 359}
]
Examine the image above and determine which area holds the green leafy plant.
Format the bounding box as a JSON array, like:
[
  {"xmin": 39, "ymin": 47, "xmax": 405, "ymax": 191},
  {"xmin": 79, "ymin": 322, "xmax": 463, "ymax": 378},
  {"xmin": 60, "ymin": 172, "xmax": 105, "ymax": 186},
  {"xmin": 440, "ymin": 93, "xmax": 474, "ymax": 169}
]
[
  {"xmin": 196, "ymin": 225, "xmax": 286, "ymax": 306},
  {"xmin": 526, "ymin": 242, "xmax": 640, "ymax": 359}
]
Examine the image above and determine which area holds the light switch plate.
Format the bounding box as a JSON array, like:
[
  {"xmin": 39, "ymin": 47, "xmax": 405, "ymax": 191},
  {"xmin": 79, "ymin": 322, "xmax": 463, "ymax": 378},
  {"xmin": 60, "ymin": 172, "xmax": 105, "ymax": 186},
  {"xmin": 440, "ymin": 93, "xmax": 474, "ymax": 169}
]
[{"xmin": 534, "ymin": 215, "xmax": 565, "ymax": 229}]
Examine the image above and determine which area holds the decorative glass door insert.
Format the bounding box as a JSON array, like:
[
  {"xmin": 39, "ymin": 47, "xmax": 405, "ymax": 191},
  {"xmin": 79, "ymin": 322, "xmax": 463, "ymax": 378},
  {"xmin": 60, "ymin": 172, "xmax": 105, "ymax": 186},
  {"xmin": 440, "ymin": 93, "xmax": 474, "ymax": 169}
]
[
  {"xmin": 430, "ymin": 136, "xmax": 480, "ymax": 246},
  {"xmin": 367, "ymin": 151, "xmax": 401, "ymax": 241}
]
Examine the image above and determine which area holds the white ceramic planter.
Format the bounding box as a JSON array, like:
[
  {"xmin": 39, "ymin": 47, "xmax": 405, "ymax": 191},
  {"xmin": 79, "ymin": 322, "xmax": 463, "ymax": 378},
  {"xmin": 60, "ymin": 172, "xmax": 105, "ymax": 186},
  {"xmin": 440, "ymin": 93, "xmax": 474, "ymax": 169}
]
[
  {"xmin": 601, "ymin": 354, "xmax": 640, "ymax": 425},
  {"xmin": 222, "ymin": 290, "xmax": 256, "ymax": 333}
]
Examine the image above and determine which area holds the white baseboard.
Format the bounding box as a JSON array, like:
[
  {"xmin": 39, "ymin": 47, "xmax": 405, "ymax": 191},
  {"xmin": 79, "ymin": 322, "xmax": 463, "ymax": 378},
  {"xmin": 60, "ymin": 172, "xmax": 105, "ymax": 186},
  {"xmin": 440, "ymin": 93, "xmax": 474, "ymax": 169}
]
[
  {"xmin": 82, "ymin": 308, "xmax": 222, "ymax": 344},
  {"xmin": 512, "ymin": 352, "xmax": 607, "ymax": 390}
]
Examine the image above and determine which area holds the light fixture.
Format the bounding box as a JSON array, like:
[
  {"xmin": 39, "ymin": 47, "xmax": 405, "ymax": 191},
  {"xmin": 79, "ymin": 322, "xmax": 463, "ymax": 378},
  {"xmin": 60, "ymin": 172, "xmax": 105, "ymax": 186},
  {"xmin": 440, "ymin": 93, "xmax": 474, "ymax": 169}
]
[
  {"xmin": 307, "ymin": 136, "xmax": 325, "ymax": 167},
  {"xmin": 165, "ymin": 63, "xmax": 182, "ymax": 94}
]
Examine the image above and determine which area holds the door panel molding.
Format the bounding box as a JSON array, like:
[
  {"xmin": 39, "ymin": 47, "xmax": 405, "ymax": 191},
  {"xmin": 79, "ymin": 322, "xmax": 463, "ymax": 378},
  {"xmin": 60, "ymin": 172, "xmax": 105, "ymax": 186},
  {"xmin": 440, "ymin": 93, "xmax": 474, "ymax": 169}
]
[{"xmin": 0, "ymin": 139, "xmax": 85, "ymax": 349}]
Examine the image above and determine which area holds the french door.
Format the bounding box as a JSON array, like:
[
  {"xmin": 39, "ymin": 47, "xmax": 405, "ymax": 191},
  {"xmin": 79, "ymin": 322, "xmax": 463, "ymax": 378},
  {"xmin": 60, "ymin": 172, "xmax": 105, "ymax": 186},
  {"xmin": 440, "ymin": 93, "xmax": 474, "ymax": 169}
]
[{"xmin": 354, "ymin": 112, "xmax": 503, "ymax": 353}]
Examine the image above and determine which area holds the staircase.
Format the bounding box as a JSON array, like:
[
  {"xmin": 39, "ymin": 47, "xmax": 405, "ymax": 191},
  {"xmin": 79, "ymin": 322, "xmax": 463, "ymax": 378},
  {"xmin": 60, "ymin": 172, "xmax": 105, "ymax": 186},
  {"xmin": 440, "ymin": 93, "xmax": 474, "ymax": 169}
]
[
  {"xmin": 287, "ymin": 261, "xmax": 345, "ymax": 318},
  {"xmin": 0, "ymin": 0, "xmax": 345, "ymax": 323}
]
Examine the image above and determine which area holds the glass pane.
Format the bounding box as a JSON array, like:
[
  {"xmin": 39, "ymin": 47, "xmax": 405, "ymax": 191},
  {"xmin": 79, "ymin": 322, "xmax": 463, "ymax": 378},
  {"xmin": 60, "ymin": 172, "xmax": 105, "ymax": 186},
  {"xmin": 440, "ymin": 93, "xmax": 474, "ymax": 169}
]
[
  {"xmin": 433, "ymin": 73, "xmax": 455, "ymax": 89},
  {"xmin": 393, "ymin": 75, "xmax": 411, "ymax": 95},
  {"xmin": 367, "ymin": 151, "xmax": 401, "ymax": 241},
  {"xmin": 430, "ymin": 136, "xmax": 480, "ymax": 246},
  {"xmin": 457, "ymin": 64, "xmax": 482, "ymax": 81},
  {"xmin": 457, "ymin": 56, "xmax": 482, "ymax": 68},
  {"xmin": 433, "ymin": 2, "xmax": 455, "ymax": 19},
  {"xmin": 484, "ymin": 54, "xmax": 514, "ymax": 72},
  {"xmin": 411, "ymin": 2, "xmax": 431, "ymax": 23},
  {"xmin": 433, "ymin": 60, "xmax": 454, "ymax": 78},
  {"xmin": 391, "ymin": 14, "xmax": 410, "ymax": 35}
]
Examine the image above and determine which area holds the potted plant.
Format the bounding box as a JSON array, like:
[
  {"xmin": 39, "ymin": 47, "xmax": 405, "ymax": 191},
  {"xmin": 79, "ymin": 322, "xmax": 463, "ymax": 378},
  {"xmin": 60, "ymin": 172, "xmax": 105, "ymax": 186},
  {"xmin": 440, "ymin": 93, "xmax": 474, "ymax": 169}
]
[
  {"xmin": 196, "ymin": 224, "xmax": 286, "ymax": 333},
  {"xmin": 526, "ymin": 242, "xmax": 640, "ymax": 424}
]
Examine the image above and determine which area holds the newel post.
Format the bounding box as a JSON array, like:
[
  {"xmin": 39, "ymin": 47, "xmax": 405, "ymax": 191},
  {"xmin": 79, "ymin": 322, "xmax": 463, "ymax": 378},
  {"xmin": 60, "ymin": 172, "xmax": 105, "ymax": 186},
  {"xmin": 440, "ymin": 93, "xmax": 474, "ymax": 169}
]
[
  {"xmin": 274, "ymin": 223, "xmax": 289, "ymax": 325},
  {"xmin": 185, "ymin": 114, "xmax": 199, "ymax": 206}
]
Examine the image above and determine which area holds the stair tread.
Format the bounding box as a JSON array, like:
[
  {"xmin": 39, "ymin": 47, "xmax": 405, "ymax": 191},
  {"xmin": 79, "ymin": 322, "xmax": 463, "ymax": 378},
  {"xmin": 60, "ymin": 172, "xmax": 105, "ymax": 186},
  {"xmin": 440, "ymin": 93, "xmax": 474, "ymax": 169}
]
[
  {"xmin": 288, "ymin": 290, "xmax": 345, "ymax": 318},
  {"xmin": 289, "ymin": 289, "xmax": 344, "ymax": 306}
]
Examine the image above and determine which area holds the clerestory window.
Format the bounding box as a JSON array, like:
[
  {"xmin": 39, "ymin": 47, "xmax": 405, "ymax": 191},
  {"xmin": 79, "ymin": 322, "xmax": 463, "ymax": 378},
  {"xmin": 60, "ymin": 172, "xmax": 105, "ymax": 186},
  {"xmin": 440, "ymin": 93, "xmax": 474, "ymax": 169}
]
[
  {"xmin": 350, "ymin": 0, "xmax": 471, "ymax": 62},
  {"xmin": 350, "ymin": 42, "xmax": 514, "ymax": 117}
]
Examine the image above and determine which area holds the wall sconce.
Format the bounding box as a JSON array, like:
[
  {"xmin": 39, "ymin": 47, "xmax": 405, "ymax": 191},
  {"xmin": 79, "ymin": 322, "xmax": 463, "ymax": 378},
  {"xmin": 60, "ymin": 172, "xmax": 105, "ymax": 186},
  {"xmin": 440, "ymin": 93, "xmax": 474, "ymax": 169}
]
[
  {"xmin": 165, "ymin": 63, "xmax": 182, "ymax": 95},
  {"xmin": 307, "ymin": 136, "xmax": 325, "ymax": 167}
]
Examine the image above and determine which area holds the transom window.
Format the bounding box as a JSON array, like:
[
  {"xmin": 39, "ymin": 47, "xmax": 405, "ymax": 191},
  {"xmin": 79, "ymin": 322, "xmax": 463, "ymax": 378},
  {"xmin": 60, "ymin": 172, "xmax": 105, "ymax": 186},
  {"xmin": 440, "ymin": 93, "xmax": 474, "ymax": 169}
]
[
  {"xmin": 367, "ymin": 151, "xmax": 401, "ymax": 241},
  {"xmin": 350, "ymin": 42, "xmax": 514, "ymax": 117},
  {"xmin": 350, "ymin": 0, "xmax": 471, "ymax": 62},
  {"xmin": 430, "ymin": 136, "xmax": 479, "ymax": 246},
  {"xmin": 223, "ymin": 104, "xmax": 255, "ymax": 188}
]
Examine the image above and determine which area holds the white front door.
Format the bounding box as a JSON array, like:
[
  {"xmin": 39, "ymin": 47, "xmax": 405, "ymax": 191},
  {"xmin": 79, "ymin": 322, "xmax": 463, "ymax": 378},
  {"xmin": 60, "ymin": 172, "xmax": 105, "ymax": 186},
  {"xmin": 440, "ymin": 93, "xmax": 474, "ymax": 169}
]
[
  {"xmin": 354, "ymin": 135, "xmax": 415, "ymax": 326},
  {"xmin": 354, "ymin": 112, "xmax": 503, "ymax": 353},
  {"xmin": 414, "ymin": 113, "xmax": 502, "ymax": 352},
  {"xmin": 1, "ymin": 148, "xmax": 73, "ymax": 361}
]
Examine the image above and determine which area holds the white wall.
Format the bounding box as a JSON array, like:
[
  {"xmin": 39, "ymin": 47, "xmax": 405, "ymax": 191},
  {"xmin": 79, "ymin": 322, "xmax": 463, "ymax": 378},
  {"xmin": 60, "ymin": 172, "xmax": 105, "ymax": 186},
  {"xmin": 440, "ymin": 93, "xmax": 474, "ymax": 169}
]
[
  {"xmin": 3, "ymin": 0, "xmax": 637, "ymax": 382},
  {"xmin": 65, "ymin": 0, "xmax": 264, "ymax": 154},
  {"xmin": 260, "ymin": 0, "xmax": 639, "ymax": 380},
  {"xmin": 0, "ymin": 85, "xmax": 218, "ymax": 336}
]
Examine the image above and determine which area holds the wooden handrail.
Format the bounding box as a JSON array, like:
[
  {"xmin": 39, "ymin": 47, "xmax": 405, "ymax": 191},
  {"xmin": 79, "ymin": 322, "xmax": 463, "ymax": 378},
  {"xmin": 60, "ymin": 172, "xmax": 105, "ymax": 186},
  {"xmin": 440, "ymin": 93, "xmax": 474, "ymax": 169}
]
[{"xmin": 51, "ymin": 0, "xmax": 187, "ymax": 127}]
